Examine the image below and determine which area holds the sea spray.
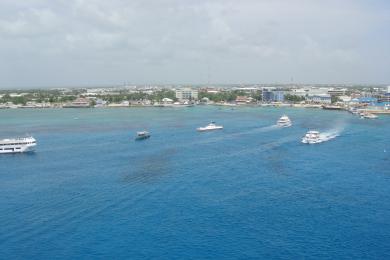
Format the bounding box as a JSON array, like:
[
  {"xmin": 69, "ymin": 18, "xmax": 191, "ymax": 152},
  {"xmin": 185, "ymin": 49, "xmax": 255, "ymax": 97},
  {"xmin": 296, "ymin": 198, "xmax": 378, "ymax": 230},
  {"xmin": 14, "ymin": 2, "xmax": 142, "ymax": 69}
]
[{"xmin": 320, "ymin": 121, "xmax": 346, "ymax": 142}]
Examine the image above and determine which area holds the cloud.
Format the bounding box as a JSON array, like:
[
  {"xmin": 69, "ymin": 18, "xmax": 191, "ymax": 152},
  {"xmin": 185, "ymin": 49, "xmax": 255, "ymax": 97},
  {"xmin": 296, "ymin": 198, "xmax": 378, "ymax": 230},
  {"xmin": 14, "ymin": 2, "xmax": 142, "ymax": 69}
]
[
  {"xmin": 0, "ymin": 0, "xmax": 389, "ymax": 87},
  {"xmin": 0, "ymin": 8, "xmax": 60, "ymax": 37}
]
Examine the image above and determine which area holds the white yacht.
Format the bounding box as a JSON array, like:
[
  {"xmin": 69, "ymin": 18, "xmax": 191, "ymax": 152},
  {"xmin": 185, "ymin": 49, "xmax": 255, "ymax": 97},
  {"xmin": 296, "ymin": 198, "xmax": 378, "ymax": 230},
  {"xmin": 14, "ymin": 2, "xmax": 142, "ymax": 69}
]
[
  {"xmin": 277, "ymin": 115, "xmax": 292, "ymax": 127},
  {"xmin": 197, "ymin": 122, "xmax": 223, "ymax": 132},
  {"xmin": 135, "ymin": 131, "xmax": 151, "ymax": 141},
  {"xmin": 360, "ymin": 112, "xmax": 378, "ymax": 119},
  {"xmin": 0, "ymin": 136, "xmax": 37, "ymax": 154},
  {"xmin": 302, "ymin": 131, "xmax": 322, "ymax": 144}
]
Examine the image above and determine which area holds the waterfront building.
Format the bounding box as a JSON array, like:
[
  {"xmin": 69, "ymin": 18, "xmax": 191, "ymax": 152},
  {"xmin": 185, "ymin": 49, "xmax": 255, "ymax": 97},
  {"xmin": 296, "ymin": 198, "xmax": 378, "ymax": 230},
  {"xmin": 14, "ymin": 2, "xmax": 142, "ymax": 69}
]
[
  {"xmin": 162, "ymin": 98, "xmax": 173, "ymax": 104},
  {"xmin": 175, "ymin": 88, "xmax": 198, "ymax": 101},
  {"xmin": 306, "ymin": 94, "xmax": 331, "ymax": 104},
  {"xmin": 233, "ymin": 87, "xmax": 259, "ymax": 95},
  {"xmin": 353, "ymin": 97, "xmax": 378, "ymax": 105},
  {"xmin": 287, "ymin": 87, "xmax": 329, "ymax": 98},
  {"xmin": 200, "ymin": 97, "xmax": 210, "ymax": 104},
  {"xmin": 378, "ymin": 93, "xmax": 390, "ymax": 103},
  {"xmin": 94, "ymin": 99, "xmax": 108, "ymax": 108},
  {"xmin": 262, "ymin": 90, "xmax": 285, "ymax": 102},
  {"xmin": 338, "ymin": 96, "xmax": 352, "ymax": 103},
  {"xmin": 306, "ymin": 88, "xmax": 329, "ymax": 96},
  {"xmin": 235, "ymin": 96, "xmax": 254, "ymax": 104},
  {"xmin": 63, "ymin": 97, "xmax": 90, "ymax": 108},
  {"xmin": 328, "ymin": 88, "xmax": 347, "ymax": 96},
  {"xmin": 107, "ymin": 101, "xmax": 129, "ymax": 107},
  {"xmin": 287, "ymin": 88, "xmax": 307, "ymax": 97}
]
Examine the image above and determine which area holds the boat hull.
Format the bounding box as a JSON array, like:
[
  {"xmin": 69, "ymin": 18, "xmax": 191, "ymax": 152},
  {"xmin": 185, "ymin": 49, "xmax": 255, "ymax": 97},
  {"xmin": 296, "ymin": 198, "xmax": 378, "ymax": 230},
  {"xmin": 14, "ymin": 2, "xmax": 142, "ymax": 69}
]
[
  {"xmin": 277, "ymin": 122, "xmax": 292, "ymax": 128},
  {"xmin": 197, "ymin": 127, "xmax": 223, "ymax": 132},
  {"xmin": 0, "ymin": 144, "xmax": 36, "ymax": 154},
  {"xmin": 302, "ymin": 139, "xmax": 322, "ymax": 144},
  {"xmin": 135, "ymin": 135, "xmax": 150, "ymax": 141}
]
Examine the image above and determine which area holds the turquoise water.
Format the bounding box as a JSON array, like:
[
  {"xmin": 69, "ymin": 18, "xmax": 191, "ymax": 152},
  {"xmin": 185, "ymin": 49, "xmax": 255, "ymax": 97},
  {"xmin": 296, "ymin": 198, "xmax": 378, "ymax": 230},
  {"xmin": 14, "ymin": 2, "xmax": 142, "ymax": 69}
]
[{"xmin": 1, "ymin": 107, "xmax": 390, "ymax": 259}]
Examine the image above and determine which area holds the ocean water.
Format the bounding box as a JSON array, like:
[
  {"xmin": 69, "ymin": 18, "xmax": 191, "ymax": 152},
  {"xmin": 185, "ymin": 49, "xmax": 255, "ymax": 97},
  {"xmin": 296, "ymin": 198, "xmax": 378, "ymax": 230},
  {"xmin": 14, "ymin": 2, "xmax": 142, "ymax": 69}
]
[{"xmin": 1, "ymin": 106, "xmax": 390, "ymax": 259}]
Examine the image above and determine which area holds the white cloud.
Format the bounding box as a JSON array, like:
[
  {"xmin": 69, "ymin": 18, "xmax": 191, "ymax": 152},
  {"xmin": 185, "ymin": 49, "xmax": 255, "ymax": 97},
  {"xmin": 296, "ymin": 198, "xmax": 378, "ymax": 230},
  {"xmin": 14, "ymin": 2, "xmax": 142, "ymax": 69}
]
[
  {"xmin": 0, "ymin": 8, "xmax": 60, "ymax": 37},
  {"xmin": 0, "ymin": 0, "xmax": 389, "ymax": 87}
]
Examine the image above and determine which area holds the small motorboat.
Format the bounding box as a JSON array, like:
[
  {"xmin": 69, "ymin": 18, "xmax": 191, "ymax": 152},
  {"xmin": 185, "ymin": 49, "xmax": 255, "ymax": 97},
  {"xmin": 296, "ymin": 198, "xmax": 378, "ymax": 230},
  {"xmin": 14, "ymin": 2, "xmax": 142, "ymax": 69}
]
[
  {"xmin": 277, "ymin": 115, "xmax": 292, "ymax": 127},
  {"xmin": 197, "ymin": 122, "xmax": 223, "ymax": 132},
  {"xmin": 135, "ymin": 131, "xmax": 151, "ymax": 140}
]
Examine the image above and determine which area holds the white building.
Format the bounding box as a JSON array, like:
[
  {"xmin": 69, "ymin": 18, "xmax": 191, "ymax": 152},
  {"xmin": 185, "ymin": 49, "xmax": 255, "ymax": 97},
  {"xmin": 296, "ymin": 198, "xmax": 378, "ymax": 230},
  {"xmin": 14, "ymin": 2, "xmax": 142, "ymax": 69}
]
[
  {"xmin": 287, "ymin": 88, "xmax": 307, "ymax": 97},
  {"xmin": 107, "ymin": 100, "xmax": 129, "ymax": 107},
  {"xmin": 306, "ymin": 94, "xmax": 332, "ymax": 104},
  {"xmin": 162, "ymin": 98, "xmax": 173, "ymax": 104},
  {"xmin": 338, "ymin": 95, "xmax": 352, "ymax": 103},
  {"xmin": 288, "ymin": 87, "xmax": 330, "ymax": 97},
  {"xmin": 175, "ymin": 88, "xmax": 198, "ymax": 101},
  {"xmin": 387, "ymin": 86, "xmax": 390, "ymax": 93},
  {"xmin": 328, "ymin": 88, "xmax": 347, "ymax": 96}
]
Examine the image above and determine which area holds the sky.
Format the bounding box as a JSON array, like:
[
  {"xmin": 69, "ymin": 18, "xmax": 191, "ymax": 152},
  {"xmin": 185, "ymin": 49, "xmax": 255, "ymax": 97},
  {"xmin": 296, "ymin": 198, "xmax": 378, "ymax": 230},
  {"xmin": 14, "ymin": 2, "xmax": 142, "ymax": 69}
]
[{"xmin": 0, "ymin": 0, "xmax": 389, "ymax": 88}]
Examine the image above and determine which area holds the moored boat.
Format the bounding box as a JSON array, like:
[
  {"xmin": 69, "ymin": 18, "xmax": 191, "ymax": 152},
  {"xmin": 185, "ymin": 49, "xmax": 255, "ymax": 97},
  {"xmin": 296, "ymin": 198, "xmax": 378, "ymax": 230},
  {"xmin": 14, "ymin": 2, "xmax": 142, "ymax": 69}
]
[{"xmin": 322, "ymin": 105, "xmax": 343, "ymax": 110}]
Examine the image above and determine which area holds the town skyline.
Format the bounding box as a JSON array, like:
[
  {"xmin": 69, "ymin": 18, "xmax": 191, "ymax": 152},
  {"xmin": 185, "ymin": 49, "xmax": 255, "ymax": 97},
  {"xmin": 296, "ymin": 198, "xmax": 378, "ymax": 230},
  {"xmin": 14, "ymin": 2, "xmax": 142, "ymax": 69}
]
[{"xmin": 0, "ymin": 82, "xmax": 389, "ymax": 91}]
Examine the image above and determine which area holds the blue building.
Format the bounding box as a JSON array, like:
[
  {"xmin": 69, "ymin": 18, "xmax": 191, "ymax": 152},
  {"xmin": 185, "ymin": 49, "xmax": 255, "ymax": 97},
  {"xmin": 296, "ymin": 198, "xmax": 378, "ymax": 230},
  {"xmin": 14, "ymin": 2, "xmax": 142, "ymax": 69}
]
[
  {"xmin": 354, "ymin": 97, "xmax": 378, "ymax": 106},
  {"xmin": 262, "ymin": 90, "xmax": 285, "ymax": 102},
  {"xmin": 378, "ymin": 93, "xmax": 390, "ymax": 103}
]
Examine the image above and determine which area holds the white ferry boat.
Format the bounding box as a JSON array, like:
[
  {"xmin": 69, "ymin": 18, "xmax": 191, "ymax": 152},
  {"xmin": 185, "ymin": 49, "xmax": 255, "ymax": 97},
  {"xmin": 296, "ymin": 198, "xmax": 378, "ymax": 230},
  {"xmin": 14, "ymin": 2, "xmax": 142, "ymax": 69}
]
[
  {"xmin": 0, "ymin": 136, "xmax": 37, "ymax": 154},
  {"xmin": 197, "ymin": 122, "xmax": 223, "ymax": 132},
  {"xmin": 302, "ymin": 131, "xmax": 322, "ymax": 144},
  {"xmin": 277, "ymin": 115, "xmax": 292, "ymax": 127}
]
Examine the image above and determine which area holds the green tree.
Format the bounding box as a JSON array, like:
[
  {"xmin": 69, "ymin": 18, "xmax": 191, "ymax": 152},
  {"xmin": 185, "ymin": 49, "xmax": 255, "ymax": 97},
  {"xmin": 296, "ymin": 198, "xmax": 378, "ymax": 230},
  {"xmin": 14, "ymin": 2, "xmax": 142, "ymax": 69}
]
[
  {"xmin": 331, "ymin": 95, "xmax": 341, "ymax": 104},
  {"xmin": 90, "ymin": 99, "xmax": 96, "ymax": 106},
  {"xmin": 284, "ymin": 94, "xmax": 305, "ymax": 103}
]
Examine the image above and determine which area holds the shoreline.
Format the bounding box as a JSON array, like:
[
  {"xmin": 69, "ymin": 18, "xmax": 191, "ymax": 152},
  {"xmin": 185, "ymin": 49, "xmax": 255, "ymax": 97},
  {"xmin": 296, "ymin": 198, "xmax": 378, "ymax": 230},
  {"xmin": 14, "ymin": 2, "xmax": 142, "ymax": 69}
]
[{"xmin": 1, "ymin": 103, "xmax": 390, "ymax": 115}]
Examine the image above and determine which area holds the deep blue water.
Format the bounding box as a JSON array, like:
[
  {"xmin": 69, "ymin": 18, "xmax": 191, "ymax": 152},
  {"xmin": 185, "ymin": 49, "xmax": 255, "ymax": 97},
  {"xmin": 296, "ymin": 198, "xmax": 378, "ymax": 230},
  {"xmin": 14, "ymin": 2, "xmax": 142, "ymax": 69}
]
[{"xmin": 1, "ymin": 106, "xmax": 390, "ymax": 259}]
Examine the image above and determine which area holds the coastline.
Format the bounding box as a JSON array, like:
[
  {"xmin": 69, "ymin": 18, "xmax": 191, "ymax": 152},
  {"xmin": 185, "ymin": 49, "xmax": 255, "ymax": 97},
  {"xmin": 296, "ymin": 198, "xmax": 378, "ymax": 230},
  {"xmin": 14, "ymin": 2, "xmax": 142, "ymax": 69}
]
[{"xmin": 2, "ymin": 103, "xmax": 390, "ymax": 115}]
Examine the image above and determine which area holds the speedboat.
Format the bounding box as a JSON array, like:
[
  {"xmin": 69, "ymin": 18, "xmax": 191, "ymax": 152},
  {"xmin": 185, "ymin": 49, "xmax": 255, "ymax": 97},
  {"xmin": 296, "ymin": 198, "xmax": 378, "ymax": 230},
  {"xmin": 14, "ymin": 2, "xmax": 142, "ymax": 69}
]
[
  {"xmin": 302, "ymin": 131, "xmax": 322, "ymax": 144},
  {"xmin": 360, "ymin": 112, "xmax": 378, "ymax": 119},
  {"xmin": 135, "ymin": 131, "xmax": 150, "ymax": 140},
  {"xmin": 277, "ymin": 115, "xmax": 292, "ymax": 127},
  {"xmin": 197, "ymin": 122, "xmax": 223, "ymax": 132}
]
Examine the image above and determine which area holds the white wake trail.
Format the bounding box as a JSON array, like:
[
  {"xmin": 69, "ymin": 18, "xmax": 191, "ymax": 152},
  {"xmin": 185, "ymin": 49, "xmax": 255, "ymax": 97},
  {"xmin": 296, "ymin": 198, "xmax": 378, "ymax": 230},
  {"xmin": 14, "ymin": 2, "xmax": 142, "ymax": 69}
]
[{"xmin": 317, "ymin": 123, "xmax": 346, "ymax": 143}]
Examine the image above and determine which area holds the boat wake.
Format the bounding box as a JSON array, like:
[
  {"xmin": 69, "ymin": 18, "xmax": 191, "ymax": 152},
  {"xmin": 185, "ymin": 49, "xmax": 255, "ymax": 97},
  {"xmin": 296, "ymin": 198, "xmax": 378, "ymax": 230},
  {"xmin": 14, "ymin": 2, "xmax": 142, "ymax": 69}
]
[
  {"xmin": 188, "ymin": 135, "xmax": 298, "ymax": 164},
  {"xmin": 316, "ymin": 125, "xmax": 345, "ymax": 144},
  {"xmin": 318, "ymin": 131, "xmax": 339, "ymax": 142},
  {"xmin": 194, "ymin": 124, "xmax": 280, "ymax": 145}
]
